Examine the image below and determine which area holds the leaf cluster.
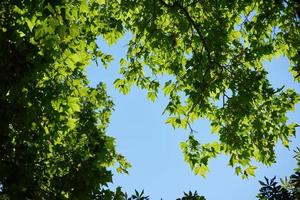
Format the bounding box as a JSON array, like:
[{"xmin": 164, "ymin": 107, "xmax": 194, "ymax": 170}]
[
  {"xmin": 112, "ymin": 0, "xmax": 300, "ymax": 177},
  {"xmin": 257, "ymin": 148, "xmax": 300, "ymax": 200},
  {"xmin": 0, "ymin": 0, "xmax": 128, "ymax": 199}
]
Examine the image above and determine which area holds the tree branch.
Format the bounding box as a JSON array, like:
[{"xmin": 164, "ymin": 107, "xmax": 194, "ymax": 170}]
[{"xmin": 159, "ymin": 0, "xmax": 212, "ymax": 63}]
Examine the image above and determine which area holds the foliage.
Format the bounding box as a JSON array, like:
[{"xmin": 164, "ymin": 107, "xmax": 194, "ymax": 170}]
[
  {"xmin": 176, "ymin": 191, "xmax": 206, "ymax": 200},
  {"xmin": 123, "ymin": 190, "xmax": 206, "ymax": 200},
  {"xmin": 257, "ymin": 177, "xmax": 293, "ymax": 200},
  {"xmin": 0, "ymin": 0, "xmax": 128, "ymax": 199},
  {"xmin": 125, "ymin": 190, "xmax": 150, "ymax": 200},
  {"xmin": 108, "ymin": 189, "xmax": 205, "ymax": 200},
  {"xmin": 257, "ymin": 148, "xmax": 300, "ymax": 200},
  {"xmin": 112, "ymin": 0, "xmax": 300, "ymax": 177},
  {"xmin": 1, "ymin": 0, "xmax": 300, "ymax": 198}
]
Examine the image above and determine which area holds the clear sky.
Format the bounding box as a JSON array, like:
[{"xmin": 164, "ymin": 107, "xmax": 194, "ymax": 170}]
[{"xmin": 87, "ymin": 33, "xmax": 300, "ymax": 200}]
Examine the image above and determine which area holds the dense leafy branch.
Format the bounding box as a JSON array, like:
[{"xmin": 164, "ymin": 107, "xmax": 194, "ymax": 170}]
[
  {"xmin": 158, "ymin": 0, "xmax": 212, "ymax": 63},
  {"xmin": 115, "ymin": 0, "xmax": 300, "ymax": 178}
]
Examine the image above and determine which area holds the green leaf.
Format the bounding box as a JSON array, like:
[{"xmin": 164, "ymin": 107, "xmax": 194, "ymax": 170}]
[
  {"xmin": 165, "ymin": 117, "xmax": 179, "ymax": 128},
  {"xmin": 98, "ymin": 0, "xmax": 106, "ymax": 5},
  {"xmin": 245, "ymin": 166, "xmax": 257, "ymax": 177},
  {"xmin": 13, "ymin": 5, "xmax": 26, "ymax": 15},
  {"xmin": 235, "ymin": 166, "xmax": 242, "ymax": 175},
  {"xmin": 163, "ymin": 80, "xmax": 174, "ymax": 95},
  {"xmin": 69, "ymin": 101, "xmax": 80, "ymax": 112},
  {"xmin": 45, "ymin": 3, "xmax": 55, "ymax": 14},
  {"xmin": 103, "ymin": 30, "xmax": 123, "ymax": 46},
  {"xmin": 194, "ymin": 165, "xmax": 208, "ymax": 177},
  {"xmin": 147, "ymin": 91, "xmax": 157, "ymax": 102},
  {"xmin": 67, "ymin": 118, "xmax": 77, "ymax": 129},
  {"xmin": 17, "ymin": 30, "xmax": 25, "ymax": 37},
  {"xmin": 25, "ymin": 16, "xmax": 37, "ymax": 32},
  {"xmin": 282, "ymin": 139, "xmax": 290, "ymax": 148},
  {"xmin": 211, "ymin": 122, "xmax": 220, "ymax": 134},
  {"xmin": 101, "ymin": 54, "xmax": 114, "ymax": 68}
]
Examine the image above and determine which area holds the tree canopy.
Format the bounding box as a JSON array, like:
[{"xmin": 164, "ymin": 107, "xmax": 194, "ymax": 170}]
[
  {"xmin": 0, "ymin": 0, "xmax": 299, "ymax": 199},
  {"xmin": 113, "ymin": 0, "xmax": 300, "ymax": 177},
  {"xmin": 0, "ymin": 0, "xmax": 128, "ymax": 198}
]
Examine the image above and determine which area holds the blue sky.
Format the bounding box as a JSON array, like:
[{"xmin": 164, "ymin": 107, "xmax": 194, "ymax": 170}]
[{"xmin": 87, "ymin": 33, "xmax": 300, "ymax": 200}]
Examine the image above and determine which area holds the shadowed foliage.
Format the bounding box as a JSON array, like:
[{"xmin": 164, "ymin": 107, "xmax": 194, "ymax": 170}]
[{"xmin": 257, "ymin": 148, "xmax": 300, "ymax": 200}]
